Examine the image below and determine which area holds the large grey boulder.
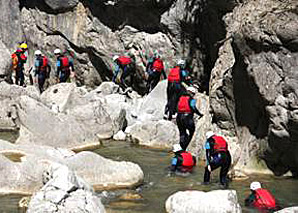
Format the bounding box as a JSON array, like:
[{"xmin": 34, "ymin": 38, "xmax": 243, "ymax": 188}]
[
  {"xmin": 27, "ymin": 162, "xmax": 105, "ymax": 213},
  {"xmin": 275, "ymin": 207, "xmax": 298, "ymax": 213},
  {"xmin": 126, "ymin": 120, "xmax": 179, "ymax": 149},
  {"xmin": 0, "ymin": 82, "xmax": 40, "ymax": 131},
  {"xmin": 165, "ymin": 190, "xmax": 242, "ymax": 213},
  {"xmin": 65, "ymin": 151, "xmax": 144, "ymax": 190},
  {"xmin": 0, "ymin": 140, "xmax": 144, "ymax": 194},
  {"xmin": 44, "ymin": 0, "xmax": 79, "ymax": 11},
  {"xmin": 16, "ymin": 94, "xmax": 114, "ymax": 149},
  {"xmin": 0, "ymin": 40, "xmax": 11, "ymax": 79}
]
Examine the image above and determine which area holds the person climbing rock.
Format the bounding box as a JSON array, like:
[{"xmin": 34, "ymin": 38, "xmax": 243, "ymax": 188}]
[
  {"xmin": 245, "ymin": 181, "xmax": 279, "ymax": 211},
  {"xmin": 164, "ymin": 59, "xmax": 192, "ymax": 120},
  {"xmin": 54, "ymin": 49, "xmax": 73, "ymax": 83},
  {"xmin": 202, "ymin": 131, "xmax": 231, "ymax": 188},
  {"xmin": 145, "ymin": 51, "xmax": 166, "ymax": 93},
  {"xmin": 112, "ymin": 55, "xmax": 135, "ymax": 89},
  {"xmin": 11, "ymin": 47, "xmax": 27, "ymax": 86},
  {"xmin": 176, "ymin": 86, "xmax": 203, "ymax": 150},
  {"xmin": 34, "ymin": 50, "xmax": 51, "ymax": 93},
  {"xmin": 170, "ymin": 144, "xmax": 196, "ymax": 174}
]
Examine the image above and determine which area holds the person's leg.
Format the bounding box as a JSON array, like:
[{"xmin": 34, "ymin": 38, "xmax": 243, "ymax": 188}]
[
  {"xmin": 176, "ymin": 114, "xmax": 187, "ymax": 150},
  {"xmin": 38, "ymin": 74, "xmax": 46, "ymax": 93},
  {"xmin": 203, "ymin": 163, "xmax": 220, "ymax": 183},
  {"xmin": 185, "ymin": 115, "xmax": 196, "ymax": 147},
  {"xmin": 219, "ymin": 151, "xmax": 232, "ymax": 186},
  {"xmin": 146, "ymin": 74, "xmax": 154, "ymax": 93},
  {"xmin": 19, "ymin": 69, "xmax": 25, "ymax": 86},
  {"xmin": 151, "ymin": 72, "xmax": 160, "ymax": 91}
]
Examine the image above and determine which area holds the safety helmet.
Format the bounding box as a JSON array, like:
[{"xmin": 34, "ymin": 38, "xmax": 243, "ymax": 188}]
[
  {"xmin": 113, "ymin": 55, "xmax": 119, "ymax": 61},
  {"xmin": 34, "ymin": 50, "xmax": 42, "ymax": 56},
  {"xmin": 19, "ymin": 43, "xmax": 28, "ymax": 49},
  {"xmin": 187, "ymin": 86, "xmax": 196, "ymax": 94},
  {"xmin": 54, "ymin": 49, "xmax": 61, "ymax": 54},
  {"xmin": 177, "ymin": 59, "xmax": 186, "ymax": 66},
  {"xmin": 250, "ymin": 181, "xmax": 261, "ymax": 190},
  {"xmin": 153, "ymin": 50, "xmax": 160, "ymax": 58},
  {"xmin": 172, "ymin": 144, "xmax": 182, "ymax": 153},
  {"xmin": 206, "ymin": 131, "xmax": 215, "ymax": 140}
]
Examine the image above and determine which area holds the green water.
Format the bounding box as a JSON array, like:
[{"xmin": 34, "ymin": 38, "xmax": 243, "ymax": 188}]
[
  {"xmin": 0, "ymin": 136, "xmax": 298, "ymax": 212},
  {"xmin": 95, "ymin": 141, "xmax": 298, "ymax": 213}
]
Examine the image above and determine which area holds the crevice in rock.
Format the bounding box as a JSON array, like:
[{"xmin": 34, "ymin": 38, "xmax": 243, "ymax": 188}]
[
  {"xmin": 80, "ymin": 0, "xmax": 174, "ymax": 33},
  {"xmin": 232, "ymin": 40, "xmax": 270, "ymax": 139}
]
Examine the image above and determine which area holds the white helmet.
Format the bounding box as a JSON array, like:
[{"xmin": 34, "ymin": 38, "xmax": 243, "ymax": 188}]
[
  {"xmin": 172, "ymin": 144, "xmax": 182, "ymax": 152},
  {"xmin": 54, "ymin": 49, "xmax": 61, "ymax": 54},
  {"xmin": 250, "ymin": 181, "xmax": 261, "ymax": 190},
  {"xmin": 206, "ymin": 131, "xmax": 215, "ymax": 140},
  {"xmin": 34, "ymin": 50, "xmax": 42, "ymax": 56},
  {"xmin": 177, "ymin": 59, "xmax": 186, "ymax": 66},
  {"xmin": 113, "ymin": 55, "xmax": 119, "ymax": 61},
  {"xmin": 187, "ymin": 86, "xmax": 196, "ymax": 94}
]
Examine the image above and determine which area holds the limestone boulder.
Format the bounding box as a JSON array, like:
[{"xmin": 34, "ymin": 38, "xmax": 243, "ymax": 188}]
[
  {"xmin": 275, "ymin": 207, "xmax": 298, "ymax": 213},
  {"xmin": 64, "ymin": 151, "xmax": 144, "ymax": 190},
  {"xmin": 0, "ymin": 40, "xmax": 11, "ymax": 79},
  {"xmin": 165, "ymin": 190, "xmax": 242, "ymax": 213},
  {"xmin": 0, "ymin": 140, "xmax": 144, "ymax": 194},
  {"xmin": 16, "ymin": 95, "xmax": 113, "ymax": 149},
  {"xmin": 0, "ymin": 82, "xmax": 40, "ymax": 131},
  {"xmin": 126, "ymin": 120, "xmax": 179, "ymax": 149},
  {"xmin": 27, "ymin": 162, "xmax": 105, "ymax": 213},
  {"xmin": 44, "ymin": 0, "xmax": 79, "ymax": 11}
]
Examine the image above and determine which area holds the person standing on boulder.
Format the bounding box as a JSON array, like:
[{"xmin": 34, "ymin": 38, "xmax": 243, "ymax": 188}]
[
  {"xmin": 145, "ymin": 51, "xmax": 167, "ymax": 94},
  {"xmin": 11, "ymin": 47, "xmax": 27, "ymax": 86},
  {"xmin": 54, "ymin": 48, "xmax": 73, "ymax": 83},
  {"xmin": 112, "ymin": 55, "xmax": 135, "ymax": 89},
  {"xmin": 245, "ymin": 181, "xmax": 278, "ymax": 211},
  {"xmin": 34, "ymin": 50, "xmax": 51, "ymax": 93},
  {"xmin": 170, "ymin": 144, "xmax": 196, "ymax": 174},
  {"xmin": 176, "ymin": 86, "xmax": 203, "ymax": 150},
  {"xmin": 164, "ymin": 59, "xmax": 192, "ymax": 120},
  {"xmin": 202, "ymin": 131, "xmax": 231, "ymax": 188}
]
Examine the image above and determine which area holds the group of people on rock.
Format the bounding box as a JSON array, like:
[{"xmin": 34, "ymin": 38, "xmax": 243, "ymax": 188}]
[
  {"xmin": 111, "ymin": 50, "xmax": 279, "ymax": 211},
  {"xmin": 10, "ymin": 43, "xmax": 75, "ymax": 93}
]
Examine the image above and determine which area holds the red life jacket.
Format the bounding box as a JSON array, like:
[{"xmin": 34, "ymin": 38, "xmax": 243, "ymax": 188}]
[
  {"xmin": 40, "ymin": 56, "xmax": 48, "ymax": 71},
  {"xmin": 178, "ymin": 96, "xmax": 191, "ymax": 113},
  {"xmin": 253, "ymin": 189, "xmax": 276, "ymax": 209},
  {"xmin": 118, "ymin": 56, "xmax": 132, "ymax": 65},
  {"xmin": 152, "ymin": 58, "xmax": 164, "ymax": 72},
  {"xmin": 20, "ymin": 53, "xmax": 27, "ymax": 63},
  {"xmin": 181, "ymin": 152, "xmax": 194, "ymax": 167},
  {"xmin": 60, "ymin": 56, "xmax": 70, "ymax": 72},
  {"xmin": 213, "ymin": 135, "xmax": 228, "ymax": 152},
  {"xmin": 168, "ymin": 67, "xmax": 181, "ymax": 82}
]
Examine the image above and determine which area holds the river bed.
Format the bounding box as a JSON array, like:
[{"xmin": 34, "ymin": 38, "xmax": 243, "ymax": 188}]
[{"xmin": 0, "ymin": 138, "xmax": 298, "ymax": 212}]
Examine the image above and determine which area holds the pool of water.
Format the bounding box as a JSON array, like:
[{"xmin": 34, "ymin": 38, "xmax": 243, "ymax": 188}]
[
  {"xmin": 0, "ymin": 137, "xmax": 297, "ymax": 212},
  {"xmin": 95, "ymin": 141, "xmax": 298, "ymax": 213}
]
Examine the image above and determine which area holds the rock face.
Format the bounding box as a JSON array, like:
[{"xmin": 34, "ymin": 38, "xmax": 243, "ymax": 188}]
[
  {"xmin": 209, "ymin": 0, "xmax": 298, "ymax": 176},
  {"xmin": 165, "ymin": 190, "xmax": 242, "ymax": 213},
  {"xmin": 27, "ymin": 162, "xmax": 105, "ymax": 213}
]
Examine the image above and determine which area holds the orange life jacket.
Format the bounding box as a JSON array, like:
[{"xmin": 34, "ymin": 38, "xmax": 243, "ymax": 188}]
[
  {"xmin": 181, "ymin": 152, "xmax": 194, "ymax": 167},
  {"xmin": 152, "ymin": 58, "xmax": 164, "ymax": 72},
  {"xmin": 118, "ymin": 56, "xmax": 132, "ymax": 65},
  {"xmin": 178, "ymin": 96, "xmax": 191, "ymax": 113},
  {"xmin": 168, "ymin": 67, "xmax": 181, "ymax": 82},
  {"xmin": 253, "ymin": 189, "xmax": 277, "ymax": 209},
  {"xmin": 213, "ymin": 135, "xmax": 228, "ymax": 152}
]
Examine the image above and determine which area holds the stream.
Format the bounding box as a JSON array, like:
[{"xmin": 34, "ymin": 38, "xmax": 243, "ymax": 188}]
[{"xmin": 0, "ymin": 134, "xmax": 298, "ymax": 212}]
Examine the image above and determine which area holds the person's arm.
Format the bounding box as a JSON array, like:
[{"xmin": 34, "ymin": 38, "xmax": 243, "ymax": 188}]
[
  {"xmin": 205, "ymin": 140, "xmax": 212, "ymax": 167},
  {"xmin": 181, "ymin": 70, "xmax": 192, "ymax": 85},
  {"xmin": 112, "ymin": 63, "xmax": 120, "ymax": 82},
  {"xmin": 34, "ymin": 59, "xmax": 39, "ymax": 76},
  {"xmin": 245, "ymin": 193, "xmax": 255, "ymax": 206},
  {"xmin": 162, "ymin": 68, "xmax": 167, "ymax": 79},
  {"xmin": 56, "ymin": 59, "xmax": 61, "ymax": 77},
  {"xmin": 190, "ymin": 99, "xmax": 203, "ymax": 117},
  {"xmin": 170, "ymin": 156, "xmax": 178, "ymax": 172}
]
